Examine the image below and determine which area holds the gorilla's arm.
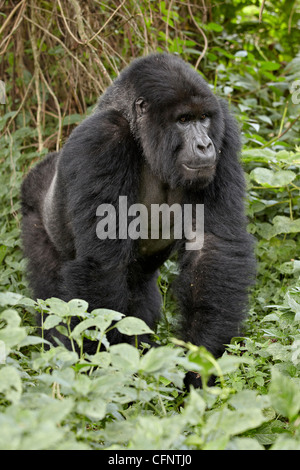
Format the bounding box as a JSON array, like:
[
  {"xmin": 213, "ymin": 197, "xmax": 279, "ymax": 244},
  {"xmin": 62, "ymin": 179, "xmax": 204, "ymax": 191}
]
[
  {"xmin": 50, "ymin": 110, "xmax": 140, "ymax": 312},
  {"xmin": 175, "ymin": 234, "xmax": 254, "ymax": 353},
  {"xmin": 174, "ymin": 102, "xmax": 255, "ymax": 386}
]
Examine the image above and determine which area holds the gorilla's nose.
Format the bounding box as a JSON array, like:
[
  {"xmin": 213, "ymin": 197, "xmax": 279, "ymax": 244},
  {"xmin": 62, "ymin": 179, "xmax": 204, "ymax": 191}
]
[
  {"xmin": 197, "ymin": 139, "xmax": 212, "ymax": 152},
  {"xmin": 195, "ymin": 140, "xmax": 216, "ymax": 166}
]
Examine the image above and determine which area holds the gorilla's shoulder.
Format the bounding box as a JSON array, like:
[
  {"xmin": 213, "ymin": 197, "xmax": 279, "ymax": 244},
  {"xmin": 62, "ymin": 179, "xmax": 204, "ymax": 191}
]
[{"xmin": 66, "ymin": 109, "xmax": 131, "ymax": 150}]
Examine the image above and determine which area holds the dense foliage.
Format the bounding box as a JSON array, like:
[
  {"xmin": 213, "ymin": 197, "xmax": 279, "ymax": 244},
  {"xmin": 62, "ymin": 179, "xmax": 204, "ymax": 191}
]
[{"xmin": 0, "ymin": 0, "xmax": 299, "ymax": 450}]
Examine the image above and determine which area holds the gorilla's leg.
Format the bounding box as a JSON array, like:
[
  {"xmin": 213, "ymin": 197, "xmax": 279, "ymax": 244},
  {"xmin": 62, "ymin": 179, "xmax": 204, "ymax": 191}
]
[
  {"xmin": 174, "ymin": 233, "xmax": 254, "ymax": 386},
  {"xmin": 21, "ymin": 212, "xmax": 62, "ymax": 299},
  {"xmin": 127, "ymin": 270, "xmax": 162, "ymax": 344},
  {"xmin": 21, "ymin": 153, "xmax": 62, "ymax": 300},
  {"xmin": 21, "ymin": 154, "xmax": 67, "ymax": 346}
]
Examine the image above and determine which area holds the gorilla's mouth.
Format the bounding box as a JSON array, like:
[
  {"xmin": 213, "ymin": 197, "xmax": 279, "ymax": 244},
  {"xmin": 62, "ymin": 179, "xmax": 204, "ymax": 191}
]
[
  {"xmin": 181, "ymin": 162, "xmax": 216, "ymax": 185},
  {"xmin": 182, "ymin": 163, "xmax": 216, "ymax": 172}
]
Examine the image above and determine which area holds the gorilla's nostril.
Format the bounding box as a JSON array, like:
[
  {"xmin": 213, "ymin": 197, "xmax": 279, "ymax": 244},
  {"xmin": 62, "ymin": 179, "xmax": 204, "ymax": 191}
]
[{"xmin": 197, "ymin": 140, "xmax": 212, "ymax": 152}]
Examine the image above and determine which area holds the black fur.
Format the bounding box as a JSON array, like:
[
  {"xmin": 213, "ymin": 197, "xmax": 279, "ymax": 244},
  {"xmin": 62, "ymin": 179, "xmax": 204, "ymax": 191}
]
[{"xmin": 21, "ymin": 53, "xmax": 255, "ymax": 387}]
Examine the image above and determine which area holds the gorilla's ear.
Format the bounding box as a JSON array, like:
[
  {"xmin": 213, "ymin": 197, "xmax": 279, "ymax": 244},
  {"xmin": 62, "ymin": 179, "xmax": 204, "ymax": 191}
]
[{"xmin": 135, "ymin": 97, "xmax": 148, "ymax": 117}]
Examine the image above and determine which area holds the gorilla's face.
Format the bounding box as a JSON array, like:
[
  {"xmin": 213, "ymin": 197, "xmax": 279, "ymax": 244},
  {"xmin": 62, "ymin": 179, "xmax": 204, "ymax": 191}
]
[
  {"xmin": 132, "ymin": 60, "xmax": 225, "ymax": 189},
  {"xmin": 174, "ymin": 112, "xmax": 216, "ymax": 182},
  {"xmin": 136, "ymin": 95, "xmax": 221, "ymax": 187}
]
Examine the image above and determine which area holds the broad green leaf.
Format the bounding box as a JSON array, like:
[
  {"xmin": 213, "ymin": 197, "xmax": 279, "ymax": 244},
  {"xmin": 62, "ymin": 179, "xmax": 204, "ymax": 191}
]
[
  {"xmin": 258, "ymin": 115, "xmax": 273, "ymax": 125},
  {"xmin": 39, "ymin": 298, "xmax": 70, "ymax": 318},
  {"xmin": 32, "ymin": 347, "xmax": 78, "ymax": 370},
  {"xmin": 272, "ymin": 216, "xmax": 300, "ymax": 235},
  {"xmin": 206, "ymin": 406, "xmax": 267, "ymax": 437},
  {"xmin": 37, "ymin": 397, "xmax": 74, "ymax": 423},
  {"xmin": 250, "ymin": 168, "xmax": 296, "ymax": 187},
  {"xmin": 62, "ymin": 113, "xmax": 82, "ymax": 126},
  {"xmin": 67, "ymin": 299, "xmax": 89, "ymax": 316},
  {"xmin": 182, "ymin": 389, "xmax": 206, "ymax": 425},
  {"xmin": 206, "ymin": 22, "xmax": 223, "ymax": 32},
  {"xmin": 271, "ymin": 437, "xmax": 300, "ymax": 450},
  {"xmin": 19, "ymin": 420, "xmax": 65, "ymax": 451},
  {"xmin": 71, "ymin": 309, "xmax": 124, "ymax": 344},
  {"xmin": 0, "ymin": 366, "xmax": 22, "ymax": 404},
  {"xmin": 260, "ymin": 61, "xmax": 281, "ymax": 71},
  {"xmin": 187, "ymin": 346, "xmax": 216, "ymax": 379},
  {"xmin": 0, "ymin": 308, "xmax": 21, "ymax": 327},
  {"xmin": 269, "ymin": 369, "xmax": 300, "ymax": 421},
  {"xmin": 266, "ymin": 343, "xmax": 291, "ymax": 362},
  {"xmin": 70, "ymin": 318, "xmax": 104, "ymax": 343},
  {"xmin": 0, "ymin": 292, "xmax": 23, "ymax": 306},
  {"xmin": 110, "ymin": 343, "xmax": 140, "ymax": 372},
  {"xmin": 91, "ymin": 309, "xmax": 124, "ymax": 328},
  {"xmin": 216, "ymin": 354, "xmax": 253, "ymax": 374},
  {"xmin": 256, "ymin": 217, "xmax": 300, "ymax": 239},
  {"xmin": 227, "ymin": 437, "xmax": 264, "ymax": 450},
  {"xmin": 0, "ymin": 309, "xmax": 27, "ymax": 348},
  {"xmin": 139, "ymin": 346, "xmax": 180, "ymax": 374},
  {"xmin": 115, "ymin": 316, "xmax": 154, "ymax": 336},
  {"xmin": 0, "ymin": 245, "xmax": 7, "ymax": 263},
  {"xmin": 242, "ymin": 148, "xmax": 276, "ymax": 163},
  {"xmin": 291, "ymin": 340, "xmax": 300, "ymax": 365},
  {"xmin": 43, "ymin": 314, "xmax": 62, "ymax": 330},
  {"xmin": 285, "ymin": 291, "xmax": 300, "ymax": 320},
  {"xmin": 77, "ymin": 398, "xmax": 106, "ymax": 421},
  {"xmin": 19, "ymin": 335, "xmax": 49, "ymax": 348},
  {"xmin": 229, "ymin": 390, "xmax": 270, "ymax": 411}
]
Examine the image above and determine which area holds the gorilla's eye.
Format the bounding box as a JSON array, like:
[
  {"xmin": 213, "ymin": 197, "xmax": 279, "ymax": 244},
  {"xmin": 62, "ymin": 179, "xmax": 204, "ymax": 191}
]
[
  {"xmin": 178, "ymin": 114, "xmax": 193, "ymax": 124},
  {"xmin": 200, "ymin": 113, "xmax": 207, "ymax": 120}
]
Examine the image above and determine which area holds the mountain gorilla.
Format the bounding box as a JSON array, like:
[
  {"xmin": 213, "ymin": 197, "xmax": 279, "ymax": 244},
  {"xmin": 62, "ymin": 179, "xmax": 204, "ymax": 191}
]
[{"xmin": 21, "ymin": 53, "xmax": 255, "ymax": 387}]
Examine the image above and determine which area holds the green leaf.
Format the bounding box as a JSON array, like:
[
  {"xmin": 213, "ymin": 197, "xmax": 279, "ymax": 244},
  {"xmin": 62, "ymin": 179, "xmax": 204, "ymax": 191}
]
[
  {"xmin": 250, "ymin": 168, "xmax": 296, "ymax": 187},
  {"xmin": 43, "ymin": 314, "xmax": 62, "ymax": 330},
  {"xmin": 182, "ymin": 389, "xmax": 206, "ymax": 425},
  {"xmin": 227, "ymin": 438, "xmax": 264, "ymax": 450},
  {"xmin": 62, "ymin": 114, "xmax": 83, "ymax": 126},
  {"xmin": 67, "ymin": 299, "xmax": 89, "ymax": 316},
  {"xmin": 269, "ymin": 369, "xmax": 300, "ymax": 421},
  {"xmin": 285, "ymin": 291, "xmax": 300, "ymax": 319},
  {"xmin": 0, "ymin": 308, "xmax": 21, "ymax": 327},
  {"xmin": 0, "ymin": 246, "xmax": 7, "ymax": 264},
  {"xmin": 71, "ymin": 309, "xmax": 124, "ymax": 345},
  {"xmin": 115, "ymin": 317, "xmax": 154, "ymax": 336},
  {"xmin": 206, "ymin": 22, "xmax": 223, "ymax": 32},
  {"xmin": 0, "ymin": 309, "xmax": 27, "ymax": 348},
  {"xmin": 40, "ymin": 298, "xmax": 70, "ymax": 318},
  {"xmin": 0, "ymin": 366, "xmax": 22, "ymax": 404},
  {"xmin": 76, "ymin": 398, "xmax": 107, "ymax": 421},
  {"xmin": 272, "ymin": 216, "xmax": 300, "ymax": 235},
  {"xmin": 0, "ymin": 292, "xmax": 23, "ymax": 306},
  {"xmin": 267, "ymin": 343, "xmax": 291, "ymax": 362},
  {"xmin": 187, "ymin": 346, "xmax": 216, "ymax": 382},
  {"xmin": 271, "ymin": 437, "xmax": 300, "ymax": 450},
  {"xmin": 258, "ymin": 115, "xmax": 273, "ymax": 125},
  {"xmin": 256, "ymin": 216, "xmax": 300, "ymax": 239},
  {"xmin": 110, "ymin": 343, "xmax": 140, "ymax": 372},
  {"xmin": 260, "ymin": 61, "xmax": 281, "ymax": 71},
  {"xmin": 206, "ymin": 406, "xmax": 266, "ymax": 437},
  {"xmin": 91, "ymin": 309, "xmax": 124, "ymax": 329},
  {"xmin": 216, "ymin": 354, "xmax": 253, "ymax": 374},
  {"xmin": 19, "ymin": 335, "xmax": 49, "ymax": 348},
  {"xmin": 242, "ymin": 148, "xmax": 276, "ymax": 163},
  {"xmin": 139, "ymin": 346, "xmax": 180, "ymax": 375}
]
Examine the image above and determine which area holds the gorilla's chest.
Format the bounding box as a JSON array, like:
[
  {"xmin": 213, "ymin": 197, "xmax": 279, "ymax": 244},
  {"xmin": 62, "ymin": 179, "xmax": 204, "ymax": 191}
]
[{"xmin": 138, "ymin": 163, "xmax": 183, "ymax": 256}]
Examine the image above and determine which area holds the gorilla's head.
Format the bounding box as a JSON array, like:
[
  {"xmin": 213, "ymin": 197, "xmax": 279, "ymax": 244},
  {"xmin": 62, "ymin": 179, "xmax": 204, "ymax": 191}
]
[{"xmin": 100, "ymin": 53, "xmax": 227, "ymax": 189}]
